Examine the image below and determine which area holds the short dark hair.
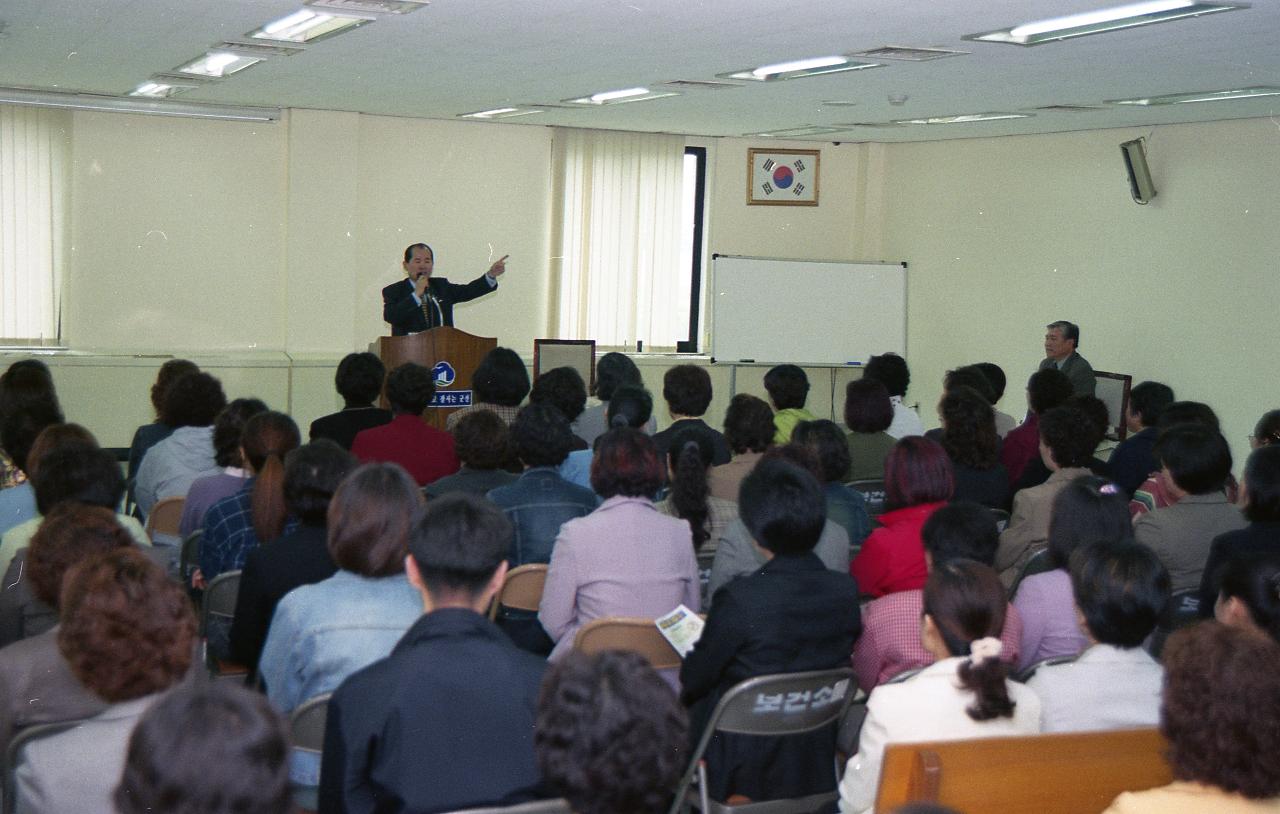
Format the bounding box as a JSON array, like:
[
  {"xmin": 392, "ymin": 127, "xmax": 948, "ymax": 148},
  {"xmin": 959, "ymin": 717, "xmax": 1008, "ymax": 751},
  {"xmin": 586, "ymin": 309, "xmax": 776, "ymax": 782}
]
[
  {"xmin": 212, "ymin": 398, "xmax": 269, "ymax": 468},
  {"xmin": 1038, "ymin": 405, "xmax": 1102, "ymax": 470},
  {"xmin": 1070, "ymin": 540, "xmax": 1169, "ymax": 647},
  {"xmin": 33, "ymin": 443, "xmax": 125, "ymax": 515},
  {"xmin": 722, "ymin": 393, "xmax": 774, "ymax": 454},
  {"xmin": 160, "ymin": 371, "xmax": 227, "ymax": 428},
  {"xmin": 761, "ymin": 443, "xmax": 823, "ymax": 481},
  {"xmin": 884, "ymin": 436, "xmax": 954, "ymax": 511},
  {"xmin": 473, "ymin": 347, "xmax": 530, "ymax": 407},
  {"xmin": 1254, "ymin": 409, "xmax": 1280, "ymax": 447},
  {"xmin": 511, "ymin": 403, "xmax": 576, "ymax": 467},
  {"xmin": 1070, "ymin": 394, "xmax": 1111, "ymax": 440},
  {"xmin": 1128, "ymin": 381, "xmax": 1174, "ymax": 428},
  {"xmin": 763, "ymin": 364, "xmax": 809, "ymax": 410},
  {"xmin": 334, "ymin": 352, "xmax": 385, "ymax": 406},
  {"xmin": 1244, "ymin": 446, "xmax": 1280, "ymax": 523},
  {"xmin": 922, "ymin": 502, "xmax": 999, "ymax": 567},
  {"xmin": 0, "ymin": 401, "xmax": 63, "ymax": 474},
  {"xmin": 590, "ymin": 428, "xmax": 664, "ymax": 499},
  {"xmin": 862, "ymin": 353, "xmax": 910, "ymax": 398},
  {"xmin": 594, "ymin": 352, "xmax": 642, "ymax": 401},
  {"xmin": 115, "ymin": 683, "xmax": 291, "ymax": 814},
  {"xmin": 403, "ymin": 242, "xmax": 433, "ymax": 263},
  {"xmin": 1155, "ymin": 424, "xmax": 1232, "ymax": 495},
  {"xmin": 451, "ymin": 410, "xmax": 512, "ymax": 470},
  {"xmin": 1218, "ymin": 553, "xmax": 1280, "ymax": 645},
  {"xmin": 791, "ymin": 419, "xmax": 851, "ymax": 484},
  {"xmin": 738, "ymin": 458, "xmax": 826, "ymax": 556},
  {"xmin": 59, "ymin": 549, "xmax": 195, "ymax": 702},
  {"xmin": 1026, "ymin": 368, "xmax": 1074, "ymax": 415},
  {"xmin": 408, "ymin": 493, "xmax": 512, "ymax": 597},
  {"xmin": 385, "ymin": 362, "xmax": 436, "ymax": 415},
  {"xmin": 28, "ymin": 504, "xmax": 133, "ymax": 610},
  {"xmin": 530, "ymin": 367, "xmax": 587, "ymax": 423},
  {"xmin": 25, "ymin": 423, "xmax": 97, "ymax": 480},
  {"xmin": 662, "ymin": 365, "xmax": 712, "ymax": 417},
  {"xmin": 283, "ymin": 441, "xmax": 357, "ymax": 525},
  {"xmin": 973, "ymin": 363, "xmax": 1006, "ymax": 403},
  {"xmin": 326, "ymin": 462, "xmax": 421, "ymax": 577},
  {"xmin": 939, "ymin": 386, "xmax": 999, "ymax": 470},
  {"xmin": 536, "ymin": 650, "xmax": 687, "ymax": 814},
  {"xmin": 923, "ymin": 561, "xmax": 1013, "ymax": 721},
  {"xmin": 605, "ymin": 385, "xmax": 653, "ymax": 431},
  {"xmin": 1157, "ymin": 401, "xmax": 1219, "ymax": 432},
  {"xmin": 943, "ymin": 366, "xmax": 996, "ymax": 405},
  {"xmin": 149, "ymin": 360, "xmax": 200, "ymax": 417},
  {"xmin": 844, "ymin": 378, "xmax": 894, "ymax": 434},
  {"xmin": 1046, "ymin": 320, "xmax": 1080, "ymax": 348},
  {"xmin": 1047, "ymin": 475, "xmax": 1133, "ymax": 568},
  {"xmin": 1161, "ymin": 623, "xmax": 1280, "ymax": 798}
]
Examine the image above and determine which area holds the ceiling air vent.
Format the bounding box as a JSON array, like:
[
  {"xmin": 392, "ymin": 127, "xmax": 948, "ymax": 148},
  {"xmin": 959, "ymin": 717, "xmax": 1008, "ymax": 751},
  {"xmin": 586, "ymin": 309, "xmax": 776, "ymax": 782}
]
[{"xmin": 849, "ymin": 46, "xmax": 969, "ymax": 61}]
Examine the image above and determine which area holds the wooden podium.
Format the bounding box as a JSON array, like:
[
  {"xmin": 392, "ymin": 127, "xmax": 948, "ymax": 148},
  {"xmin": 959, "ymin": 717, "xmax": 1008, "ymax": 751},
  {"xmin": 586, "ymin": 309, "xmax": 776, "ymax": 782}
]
[{"xmin": 373, "ymin": 328, "xmax": 497, "ymax": 430}]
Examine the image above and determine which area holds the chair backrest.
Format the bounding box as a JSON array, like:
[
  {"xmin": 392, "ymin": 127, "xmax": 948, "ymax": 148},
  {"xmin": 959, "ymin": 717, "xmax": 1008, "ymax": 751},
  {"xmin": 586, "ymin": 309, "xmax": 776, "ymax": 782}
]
[
  {"xmin": 573, "ymin": 616, "xmax": 682, "ymax": 670},
  {"xmin": 201, "ymin": 570, "xmax": 242, "ymax": 632},
  {"xmin": 1009, "ymin": 547, "xmax": 1055, "ymax": 598},
  {"xmin": 848, "ymin": 479, "xmax": 886, "ymax": 517},
  {"xmin": 3, "ymin": 720, "xmax": 83, "ymax": 814},
  {"xmin": 290, "ymin": 693, "xmax": 332, "ymax": 756},
  {"xmin": 489, "ymin": 563, "xmax": 548, "ymax": 620},
  {"xmin": 1147, "ymin": 588, "xmax": 1203, "ymax": 659},
  {"xmin": 874, "ymin": 728, "xmax": 1170, "ymax": 814},
  {"xmin": 696, "ymin": 551, "xmax": 716, "ymax": 607},
  {"xmin": 441, "ymin": 799, "xmax": 572, "ymax": 814},
  {"xmin": 988, "ymin": 507, "xmax": 1011, "ymax": 533},
  {"xmin": 179, "ymin": 530, "xmax": 203, "ymax": 584},
  {"xmin": 144, "ymin": 495, "xmax": 186, "ymax": 538},
  {"xmin": 1013, "ymin": 654, "xmax": 1078, "ymax": 683},
  {"xmin": 1093, "ymin": 371, "xmax": 1133, "ymax": 442}
]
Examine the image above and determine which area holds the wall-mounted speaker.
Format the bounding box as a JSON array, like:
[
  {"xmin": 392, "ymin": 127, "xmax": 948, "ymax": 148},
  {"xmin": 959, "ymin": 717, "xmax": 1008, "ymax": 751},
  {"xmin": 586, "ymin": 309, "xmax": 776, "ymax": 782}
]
[{"xmin": 1120, "ymin": 138, "xmax": 1156, "ymax": 205}]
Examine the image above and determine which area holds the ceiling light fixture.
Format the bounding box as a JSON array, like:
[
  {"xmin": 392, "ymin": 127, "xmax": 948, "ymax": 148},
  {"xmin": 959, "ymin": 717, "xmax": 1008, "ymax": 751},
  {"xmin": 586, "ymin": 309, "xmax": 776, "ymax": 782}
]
[
  {"xmin": 563, "ymin": 87, "xmax": 680, "ymax": 105},
  {"xmin": 743, "ymin": 125, "xmax": 849, "ymax": 138},
  {"xmin": 174, "ymin": 50, "xmax": 264, "ymax": 78},
  {"xmin": 721, "ymin": 55, "xmax": 881, "ymax": 82},
  {"xmin": 0, "ymin": 86, "xmax": 280, "ymax": 121},
  {"xmin": 305, "ymin": 0, "xmax": 428, "ymax": 13},
  {"xmin": 964, "ymin": 1, "xmax": 1248, "ymax": 46},
  {"xmin": 249, "ymin": 9, "xmax": 372, "ymax": 43},
  {"xmin": 1107, "ymin": 85, "xmax": 1280, "ymax": 105},
  {"xmin": 128, "ymin": 81, "xmax": 195, "ymax": 99},
  {"xmin": 458, "ymin": 107, "xmax": 545, "ymax": 119},
  {"xmin": 894, "ymin": 112, "xmax": 1033, "ymax": 125}
]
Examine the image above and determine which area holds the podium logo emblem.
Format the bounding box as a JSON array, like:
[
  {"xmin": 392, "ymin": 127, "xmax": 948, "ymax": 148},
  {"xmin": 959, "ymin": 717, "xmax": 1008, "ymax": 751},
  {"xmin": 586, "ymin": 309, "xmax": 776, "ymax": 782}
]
[{"xmin": 432, "ymin": 361, "xmax": 456, "ymax": 387}]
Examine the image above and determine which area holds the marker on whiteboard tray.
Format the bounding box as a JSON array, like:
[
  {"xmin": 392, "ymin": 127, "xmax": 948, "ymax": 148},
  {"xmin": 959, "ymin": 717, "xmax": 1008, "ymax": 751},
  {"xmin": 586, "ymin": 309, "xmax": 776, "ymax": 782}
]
[
  {"xmin": 845, "ymin": 361, "xmax": 862, "ymax": 366},
  {"xmin": 739, "ymin": 359, "xmax": 755, "ymax": 364}
]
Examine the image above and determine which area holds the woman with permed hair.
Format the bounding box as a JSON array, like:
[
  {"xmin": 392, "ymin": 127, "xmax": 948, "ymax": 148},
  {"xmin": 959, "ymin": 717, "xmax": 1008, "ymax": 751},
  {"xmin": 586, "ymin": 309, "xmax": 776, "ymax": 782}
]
[{"xmin": 937, "ymin": 385, "xmax": 1009, "ymax": 511}]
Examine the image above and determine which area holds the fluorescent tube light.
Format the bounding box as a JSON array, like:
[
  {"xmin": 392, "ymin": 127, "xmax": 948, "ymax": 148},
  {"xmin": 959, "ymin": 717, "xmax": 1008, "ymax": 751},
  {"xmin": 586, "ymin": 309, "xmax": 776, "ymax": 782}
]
[
  {"xmin": 249, "ymin": 9, "xmax": 371, "ymax": 43},
  {"xmin": 721, "ymin": 56, "xmax": 882, "ymax": 82},
  {"xmin": 0, "ymin": 86, "xmax": 280, "ymax": 121},
  {"xmin": 753, "ymin": 56, "xmax": 846, "ymax": 77},
  {"xmin": 894, "ymin": 112, "xmax": 1032, "ymax": 125},
  {"xmin": 306, "ymin": 0, "xmax": 428, "ymax": 13},
  {"xmin": 458, "ymin": 107, "xmax": 545, "ymax": 119},
  {"xmin": 563, "ymin": 88, "xmax": 680, "ymax": 105},
  {"xmin": 964, "ymin": 1, "xmax": 1247, "ymax": 46},
  {"xmin": 1107, "ymin": 85, "xmax": 1280, "ymax": 105},
  {"xmin": 742, "ymin": 125, "xmax": 848, "ymax": 138},
  {"xmin": 175, "ymin": 50, "xmax": 263, "ymax": 78},
  {"xmin": 128, "ymin": 82, "xmax": 191, "ymax": 99},
  {"xmin": 591, "ymin": 87, "xmax": 650, "ymax": 102}
]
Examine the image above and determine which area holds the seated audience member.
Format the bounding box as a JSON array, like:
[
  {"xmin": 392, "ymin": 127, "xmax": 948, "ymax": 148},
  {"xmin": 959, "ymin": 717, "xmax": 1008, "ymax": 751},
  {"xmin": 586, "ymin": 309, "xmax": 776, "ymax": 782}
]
[
  {"xmin": 941, "ymin": 365, "xmax": 998, "ymax": 407},
  {"xmin": 1135, "ymin": 424, "xmax": 1245, "ymax": 592},
  {"xmin": 1014, "ymin": 476, "xmax": 1129, "ymax": 670},
  {"xmin": 658, "ymin": 428, "xmax": 739, "ymax": 557},
  {"xmin": 489, "ymin": 404, "xmax": 600, "ymax": 567},
  {"xmin": 0, "ymin": 506, "xmax": 132, "ymax": 749},
  {"xmin": 539, "ymin": 428, "xmax": 699, "ymax": 660},
  {"xmin": 260, "ymin": 462, "xmax": 423, "ymax": 788},
  {"xmin": 854, "ymin": 502, "xmax": 1021, "ymax": 692},
  {"xmin": 708, "ymin": 393, "xmax": 774, "ymax": 501},
  {"xmin": 1028, "ymin": 540, "xmax": 1170, "ymax": 732},
  {"xmin": 309, "ymin": 352, "xmax": 392, "ymax": 450},
  {"xmin": 574, "ymin": 352, "xmax": 656, "ymax": 443},
  {"xmin": 1129, "ymin": 401, "xmax": 1231, "ymax": 517},
  {"xmin": 996, "ymin": 405, "xmax": 1098, "ymax": 586},
  {"xmin": 974, "ymin": 362, "xmax": 1016, "ymax": 438},
  {"xmin": 1106, "ymin": 381, "xmax": 1175, "ymax": 496},
  {"xmin": 851, "ymin": 437, "xmax": 954, "ymax": 598},
  {"xmin": 843, "ymin": 378, "xmax": 898, "ymax": 482},
  {"xmin": 134, "ymin": 371, "xmax": 228, "ymax": 519},
  {"xmin": 652, "ymin": 365, "xmax": 731, "ymax": 465},
  {"xmin": 1214, "ymin": 553, "xmax": 1280, "ymax": 644},
  {"xmin": 319, "ymin": 494, "xmax": 549, "ymax": 814},
  {"xmin": 862, "ymin": 353, "xmax": 924, "ymax": 439},
  {"xmin": 537, "ymin": 650, "xmax": 688, "ymax": 814},
  {"xmin": 179, "ymin": 398, "xmax": 268, "ymax": 537},
  {"xmin": 793, "ymin": 419, "xmax": 872, "ymax": 549},
  {"xmin": 352, "ymin": 362, "xmax": 459, "ymax": 487},
  {"xmin": 708, "ymin": 444, "xmax": 852, "ymax": 598},
  {"xmin": 198, "ymin": 411, "xmax": 302, "ymax": 586},
  {"xmin": 425, "ymin": 410, "xmax": 517, "ymax": 497},
  {"xmin": 115, "ymin": 682, "xmax": 292, "ymax": 814},
  {"xmin": 445, "ymin": 346, "xmax": 530, "ymax": 431},
  {"xmin": 764, "ymin": 363, "xmax": 815, "ymax": 444},
  {"xmin": 560, "ymin": 384, "xmax": 652, "ymax": 491},
  {"xmin": 1102, "ymin": 623, "xmax": 1280, "ymax": 814},
  {"xmin": 0, "ymin": 365, "xmax": 63, "ymax": 529},
  {"xmin": 227, "ymin": 441, "xmax": 357, "ymax": 675},
  {"xmin": 12, "ymin": 548, "xmax": 196, "ymax": 814},
  {"xmin": 682, "ymin": 458, "xmax": 861, "ymax": 803},
  {"xmin": 1013, "ymin": 394, "xmax": 1112, "ymax": 492},
  {"xmin": 937, "ymin": 386, "xmax": 1010, "ymax": 510},
  {"xmin": 125, "ymin": 359, "xmax": 198, "ymax": 488},
  {"xmin": 999, "ymin": 368, "xmax": 1073, "ymax": 486},
  {"xmin": 1199, "ymin": 445, "xmax": 1280, "ymax": 613},
  {"xmin": 530, "ymin": 366, "xmax": 591, "ymax": 450},
  {"xmin": 1253, "ymin": 409, "xmax": 1280, "ymax": 448},
  {"xmin": 839, "ymin": 561, "xmax": 1041, "ymax": 814}
]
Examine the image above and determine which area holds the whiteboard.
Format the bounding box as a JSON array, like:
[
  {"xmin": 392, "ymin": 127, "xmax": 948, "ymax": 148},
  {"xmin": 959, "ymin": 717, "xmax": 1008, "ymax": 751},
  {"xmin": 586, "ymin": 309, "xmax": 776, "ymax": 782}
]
[{"xmin": 710, "ymin": 255, "xmax": 907, "ymax": 365}]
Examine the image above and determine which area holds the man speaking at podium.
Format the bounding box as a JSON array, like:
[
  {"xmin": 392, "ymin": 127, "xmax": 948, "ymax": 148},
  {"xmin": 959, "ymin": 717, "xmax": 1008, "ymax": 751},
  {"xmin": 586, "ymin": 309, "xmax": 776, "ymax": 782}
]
[{"xmin": 382, "ymin": 243, "xmax": 507, "ymax": 335}]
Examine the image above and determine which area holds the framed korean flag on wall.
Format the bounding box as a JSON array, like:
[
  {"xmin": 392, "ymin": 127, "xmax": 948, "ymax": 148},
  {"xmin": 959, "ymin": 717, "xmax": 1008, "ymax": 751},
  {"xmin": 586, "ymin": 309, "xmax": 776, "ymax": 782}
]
[{"xmin": 747, "ymin": 148, "xmax": 820, "ymax": 206}]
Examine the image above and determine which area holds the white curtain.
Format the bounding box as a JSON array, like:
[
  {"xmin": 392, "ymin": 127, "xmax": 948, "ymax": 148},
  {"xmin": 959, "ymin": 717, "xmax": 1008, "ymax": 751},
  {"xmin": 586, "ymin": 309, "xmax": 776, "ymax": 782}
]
[
  {"xmin": 0, "ymin": 104, "xmax": 67, "ymax": 344},
  {"xmin": 551, "ymin": 128, "xmax": 685, "ymax": 349}
]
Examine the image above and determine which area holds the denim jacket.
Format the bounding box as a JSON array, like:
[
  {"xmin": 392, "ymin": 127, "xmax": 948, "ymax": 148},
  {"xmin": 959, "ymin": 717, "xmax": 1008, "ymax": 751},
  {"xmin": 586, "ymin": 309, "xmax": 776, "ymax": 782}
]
[{"xmin": 487, "ymin": 467, "xmax": 600, "ymax": 567}]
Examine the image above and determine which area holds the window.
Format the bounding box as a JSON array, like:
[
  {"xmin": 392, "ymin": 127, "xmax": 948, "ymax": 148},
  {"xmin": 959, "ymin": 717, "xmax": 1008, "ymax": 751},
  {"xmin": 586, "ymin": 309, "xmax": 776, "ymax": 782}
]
[
  {"xmin": 551, "ymin": 129, "xmax": 707, "ymax": 351},
  {"xmin": 0, "ymin": 104, "xmax": 67, "ymax": 345}
]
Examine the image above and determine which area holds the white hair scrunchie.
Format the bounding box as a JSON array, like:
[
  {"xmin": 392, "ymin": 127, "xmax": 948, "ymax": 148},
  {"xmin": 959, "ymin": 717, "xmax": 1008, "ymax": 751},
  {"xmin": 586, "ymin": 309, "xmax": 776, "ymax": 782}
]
[{"xmin": 969, "ymin": 637, "xmax": 1003, "ymax": 665}]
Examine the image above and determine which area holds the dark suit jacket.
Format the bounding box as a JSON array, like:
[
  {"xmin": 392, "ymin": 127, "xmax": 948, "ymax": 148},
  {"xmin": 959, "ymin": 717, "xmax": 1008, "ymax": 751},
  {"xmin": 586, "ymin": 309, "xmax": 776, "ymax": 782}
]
[
  {"xmin": 1197, "ymin": 520, "xmax": 1280, "ymax": 615},
  {"xmin": 381, "ymin": 275, "xmax": 496, "ymax": 336},
  {"xmin": 1106, "ymin": 426, "xmax": 1159, "ymax": 497},
  {"xmin": 1038, "ymin": 352, "xmax": 1096, "ymax": 396},
  {"xmin": 680, "ymin": 553, "xmax": 862, "ymax": 801},
  {"xmin": 309, "ymin": 406, "xmax": 393, "ymax": 451},
  {"xmin": 652, "ymin": 418, "xmax": 731, "ymax": 467}
]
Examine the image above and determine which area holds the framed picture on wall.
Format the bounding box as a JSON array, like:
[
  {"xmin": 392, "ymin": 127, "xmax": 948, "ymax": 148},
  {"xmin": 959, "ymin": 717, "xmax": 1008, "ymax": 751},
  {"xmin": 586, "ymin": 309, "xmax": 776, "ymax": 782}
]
[{"xmin": 747, "ymin": 148, "xmax": 820, "ymax": 206}]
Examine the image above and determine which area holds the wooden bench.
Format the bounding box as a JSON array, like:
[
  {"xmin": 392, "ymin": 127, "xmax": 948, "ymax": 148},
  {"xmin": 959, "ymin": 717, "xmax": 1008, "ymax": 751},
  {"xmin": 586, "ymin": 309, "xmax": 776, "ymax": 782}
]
[{"xmin": 873, "ymin": 728, "xmax": 1171, "ymax": 814}]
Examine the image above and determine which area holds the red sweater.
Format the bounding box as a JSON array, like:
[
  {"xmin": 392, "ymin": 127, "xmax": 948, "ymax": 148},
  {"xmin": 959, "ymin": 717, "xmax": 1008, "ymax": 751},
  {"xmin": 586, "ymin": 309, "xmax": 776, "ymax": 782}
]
[
  {"xmin": 351, "ymin": 414, "xmax": 460, "ymax": 487},
  {"xmin": 850, "ymin": 502, "xmax": 945, "ymax": 598}
]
